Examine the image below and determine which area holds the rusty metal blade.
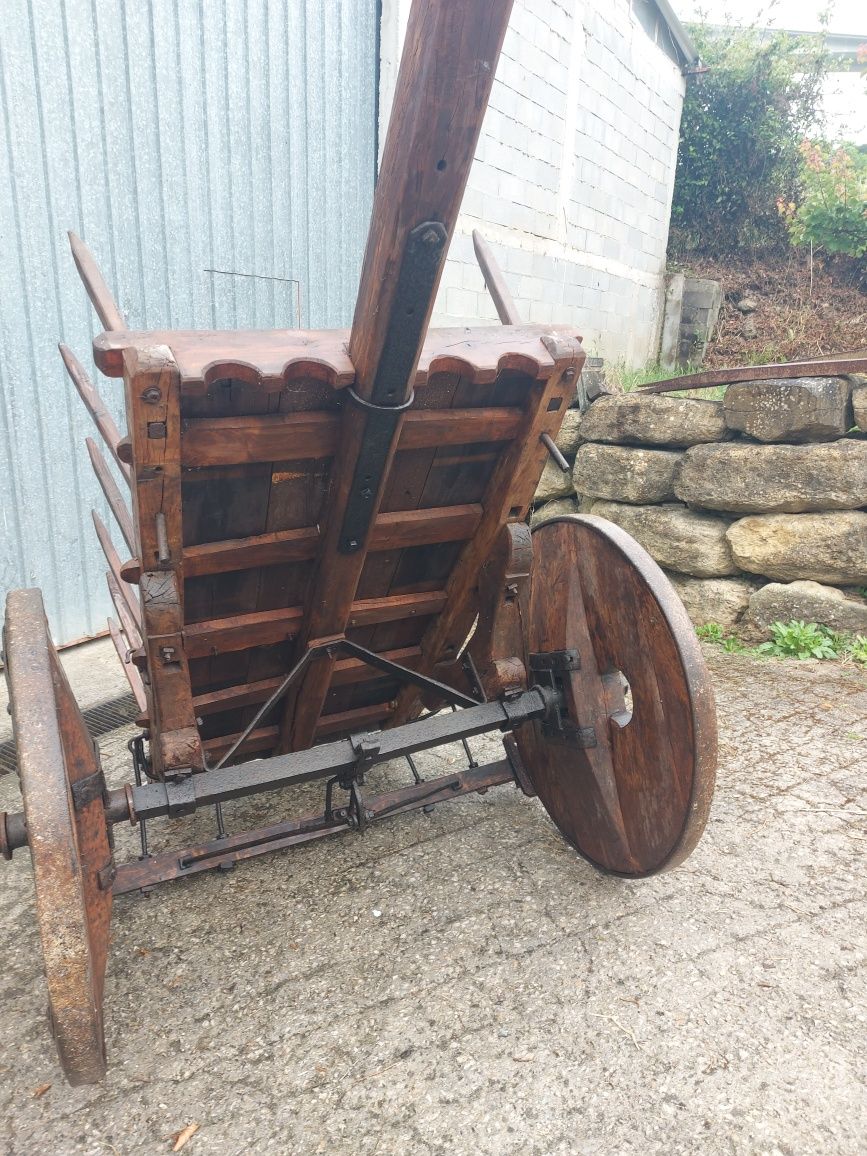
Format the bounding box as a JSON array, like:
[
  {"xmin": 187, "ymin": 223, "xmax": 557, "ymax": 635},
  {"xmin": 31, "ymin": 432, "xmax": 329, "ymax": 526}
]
[{"xmin": 641, "ymin": 353, "xmax": 867, "ymax": 394}]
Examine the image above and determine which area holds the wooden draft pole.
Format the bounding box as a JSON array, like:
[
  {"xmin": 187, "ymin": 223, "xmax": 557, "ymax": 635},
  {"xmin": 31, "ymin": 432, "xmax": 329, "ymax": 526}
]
[{"xmin": 278, "ymin": 0, "xmax": 515, "ymax": 752}]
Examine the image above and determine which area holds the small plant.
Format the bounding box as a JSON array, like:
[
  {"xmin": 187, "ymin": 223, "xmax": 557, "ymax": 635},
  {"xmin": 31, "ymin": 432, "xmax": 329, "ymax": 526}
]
[
  {"xmin": 845, "ymin": 635, "xmax": 867, "ymax": 665},
  {"xmin": 696, "ymin": 623, "xmax": 724, "ymax": 643},
  {"xmin": 756, "ymin": 620, "xmax": 839, "ymax": 660}
]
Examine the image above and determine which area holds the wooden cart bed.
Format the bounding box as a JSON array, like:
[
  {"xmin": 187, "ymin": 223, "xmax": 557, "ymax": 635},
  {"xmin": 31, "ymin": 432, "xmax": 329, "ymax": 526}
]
[{"xmin": 93, "ymin": 323, "xmax": 582, "ymax": 772}]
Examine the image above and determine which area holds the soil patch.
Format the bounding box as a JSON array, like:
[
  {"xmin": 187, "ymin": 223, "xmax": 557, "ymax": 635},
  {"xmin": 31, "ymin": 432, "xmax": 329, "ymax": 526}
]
[{"xmin": 671, "ymin": 251, "xmax": 866, "ymax": 368}]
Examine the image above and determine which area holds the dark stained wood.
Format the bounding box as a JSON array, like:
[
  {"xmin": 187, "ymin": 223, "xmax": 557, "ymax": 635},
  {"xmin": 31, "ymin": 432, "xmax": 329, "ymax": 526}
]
[
  {"xmin": 68, "ymin": 231, "xmax": 126, "ymax": 332},
  {"xmin": 93, "ymin": 323, "xmax": 557, "ymax": 392},
  {"xmin": 391, "ymin": 335, "xmax": 585, "ymax": 725},
  {"xmin": 466, "ymin": 522, "xmax": 531, "ymax": 700},
  {"xmin": 641, "ymin": 354, "xmax": 867, "ymax": 394},
  {"xmin": 515, "ymin": 514, "xmax": 717, "ymax": 877},
  {"xmin": 60, "ymin": 344, "xmax": 130, "ymax": 482},
  {"xmin": 183, "ymin": 590, "xmax": 446, "ymax": 659},
  {"xmin": 179, "ymin": 504, "xmax": 482, "ymax": 580},
  {"xmin": 180, "ymin": 407, "xmax": 524, "ymax": 468},
  {"xmin": 122, "ymin": 345, "xmax": 203, "ymax": 776},
  {"xmin": 472, "ymin": 230, "xmax": 521, "ymax": 325},
  {"xmin": 85, "ymin": 438, "xmax": 135, "ymax": 554},
  {"xmin": 278, "ymin": 0, "xmax": 515, "ymax": 753},
  {"xmin": 192, "ymin": 646, "xmax": 421, "ymax": 718}
]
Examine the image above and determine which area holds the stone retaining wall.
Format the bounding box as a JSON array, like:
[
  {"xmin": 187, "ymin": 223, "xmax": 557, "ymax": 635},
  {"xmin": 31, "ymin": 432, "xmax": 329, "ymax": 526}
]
[{"xmin": 533, "ymin": 375, "xmax": 867, "ymax": 637}]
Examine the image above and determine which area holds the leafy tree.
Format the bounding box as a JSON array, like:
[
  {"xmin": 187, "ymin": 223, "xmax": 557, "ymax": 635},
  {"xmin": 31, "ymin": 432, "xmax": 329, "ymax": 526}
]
[{"xmin": 670, "ymin": 21, "xmax": 830, "ymax": 254}]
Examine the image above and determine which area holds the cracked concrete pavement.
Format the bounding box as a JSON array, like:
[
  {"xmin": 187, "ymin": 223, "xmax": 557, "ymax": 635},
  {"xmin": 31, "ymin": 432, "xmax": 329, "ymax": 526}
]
[{"xmin": 0, "ymin": 641, "xmax": 865, "ymax": 1155}]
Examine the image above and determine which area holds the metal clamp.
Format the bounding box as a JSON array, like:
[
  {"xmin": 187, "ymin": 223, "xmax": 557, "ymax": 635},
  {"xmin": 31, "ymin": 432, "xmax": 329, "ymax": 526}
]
[{"xmin": 165, "ymin": 772, "xmax": 197, "ymax": 819}]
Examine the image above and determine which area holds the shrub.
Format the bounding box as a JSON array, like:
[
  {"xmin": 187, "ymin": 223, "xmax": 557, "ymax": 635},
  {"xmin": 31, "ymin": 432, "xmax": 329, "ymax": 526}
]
[
  {"xmin": 671, "ymin": 23, "xmax": 830, "ymax": 254},
  {"xmin": 778, "ymin": 140, "xmax": 867, "ymax": 258}
]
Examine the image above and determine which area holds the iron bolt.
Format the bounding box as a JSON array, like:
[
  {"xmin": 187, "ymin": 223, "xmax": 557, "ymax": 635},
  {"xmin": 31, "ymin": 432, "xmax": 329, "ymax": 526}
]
[
  {"xmin": 421, "ymin": 227, "xmax": 441, "ymax": 247},
  {"xmin": 563, "ymin": 368, "xmax": 576, "ymax": 381},
  {"xmin": 141, "ymin": 386, "xmax": 162, "ymax": 404}
]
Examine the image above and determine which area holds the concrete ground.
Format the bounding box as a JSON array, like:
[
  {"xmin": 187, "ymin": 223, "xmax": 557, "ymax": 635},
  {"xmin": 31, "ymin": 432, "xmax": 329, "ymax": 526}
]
[{"xmin": 0, "ymin": 641, "xmax": 865, "ymax": 1155}]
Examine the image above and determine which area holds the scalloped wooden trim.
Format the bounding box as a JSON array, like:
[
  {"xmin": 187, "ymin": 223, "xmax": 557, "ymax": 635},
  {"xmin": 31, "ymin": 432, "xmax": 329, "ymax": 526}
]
[{"xmin": 92, "ymin": 324, "xmax": 578, "ymax": 394}]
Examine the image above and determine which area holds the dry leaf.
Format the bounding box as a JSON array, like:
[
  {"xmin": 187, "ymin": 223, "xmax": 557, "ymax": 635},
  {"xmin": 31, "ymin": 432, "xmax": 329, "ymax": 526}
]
[
  {"xmin": 32, "ymin": 1083, "xmax": 51, "ymax": 1098},
  {"xmin": 171, "ymin": 1123, "xmax": 200, "ymax": 1152}
]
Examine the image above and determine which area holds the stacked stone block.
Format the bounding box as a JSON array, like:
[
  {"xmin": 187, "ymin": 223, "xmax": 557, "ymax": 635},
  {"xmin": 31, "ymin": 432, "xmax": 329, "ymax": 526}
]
[{"xmin": 531, "ymin": 377, "xmax": 867, "ymax": 636}]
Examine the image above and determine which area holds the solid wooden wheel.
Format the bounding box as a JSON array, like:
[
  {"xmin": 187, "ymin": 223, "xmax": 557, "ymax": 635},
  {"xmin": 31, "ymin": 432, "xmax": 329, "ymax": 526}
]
[
  {"xmin": 4, "ymin": 589, "xmax": 112, "ymax": 1085},
  {"xmin": 517, "ymin": 515, "xmax": 717, "ymax": 877}
]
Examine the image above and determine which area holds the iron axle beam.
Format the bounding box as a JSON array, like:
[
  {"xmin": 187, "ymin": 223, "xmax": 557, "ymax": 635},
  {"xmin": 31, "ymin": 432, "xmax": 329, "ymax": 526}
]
[{"xmin": 126, "ymin": 686, "xmax": 554, "ymax": 823}]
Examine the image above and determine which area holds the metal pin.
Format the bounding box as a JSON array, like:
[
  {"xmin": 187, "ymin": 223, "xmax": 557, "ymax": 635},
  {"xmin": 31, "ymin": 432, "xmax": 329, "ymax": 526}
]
[
  {"xmin": 155, "ymin": 512, "xmax": 170, "ymax": 564},
  {"xmin": 540, "ymin": 432, "xmax": 570, "ymax": 473}
]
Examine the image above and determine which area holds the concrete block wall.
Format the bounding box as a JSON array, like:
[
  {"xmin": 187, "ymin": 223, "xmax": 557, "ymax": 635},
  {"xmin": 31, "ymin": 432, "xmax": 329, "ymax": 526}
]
[{"xmin": 379, "ymin": 0, "xmax": 687, "ymax": 366}]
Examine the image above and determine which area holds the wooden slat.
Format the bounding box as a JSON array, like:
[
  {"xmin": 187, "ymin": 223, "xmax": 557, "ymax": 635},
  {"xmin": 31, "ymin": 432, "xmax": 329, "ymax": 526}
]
[
  {"xmin": 183, "ymin": 590, "xmax": 446, "ymax": 659},
  {"xmin": 106, "ymin": 572, "xmax": 142, "ymax": 651},
  {"xmin": 107, "ymin": 618, "xmax": 148, "ymax": 714},
  {"xmin": 472, "ymin": 231, "xmax": 521, "ymax": 325},
  {"xmin": 92, "ymin": 511, "xmax": 140, "ymax": 627},
  {"xmin": 86, "ymin": 437, "xmax": 135, "ymax": 554},
  {"xmin": 68, "ymin": 231, "xmax": 126, "ymax": 332},
  {"xmin": 183, "ymin": 526, "xmax": 320, "ymax": 578},
  {"xmin": 201, "ymin": 702, "xmax": 395, "ymax": 762},
  {"xmin": 180, "ymin": 407, "xmax": 523, "ymax": 468},
  {"xmin": 60, "ymin": 344, "xmax": 130, "ymax": 482},
  {"xmin": 180, "ymin": 504, "xmax": 482, "ymax": 580},
  {"xmin": 192, "ymin": 646, "xmax": 422, "ymax": 718}
]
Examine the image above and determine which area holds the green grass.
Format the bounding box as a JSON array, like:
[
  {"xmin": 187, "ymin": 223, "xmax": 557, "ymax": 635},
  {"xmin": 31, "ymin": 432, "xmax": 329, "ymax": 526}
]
[{"xmin": 605, "ymin": 361, "xmax": 726, "ymax": 400}]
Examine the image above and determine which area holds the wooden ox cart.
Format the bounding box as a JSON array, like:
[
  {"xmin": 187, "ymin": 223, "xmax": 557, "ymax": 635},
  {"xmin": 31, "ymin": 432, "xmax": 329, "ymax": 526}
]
[{"xmin": 0, "ymin": 0, "xmax": 716, "ymax": 1084}]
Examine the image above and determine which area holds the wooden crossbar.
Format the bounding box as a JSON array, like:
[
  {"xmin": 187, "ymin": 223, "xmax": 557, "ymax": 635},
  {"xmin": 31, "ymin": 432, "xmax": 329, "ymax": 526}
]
[
  {"xmin": 180, "ymin": 407, "xmax": 523, "ymax": 469},
  {"xmin": 183, "ymin": 590, "xmax": 447, "ymax": 659}
]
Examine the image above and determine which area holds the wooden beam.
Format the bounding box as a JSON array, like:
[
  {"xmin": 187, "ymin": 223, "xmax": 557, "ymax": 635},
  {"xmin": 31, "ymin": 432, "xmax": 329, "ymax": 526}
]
[
  {"xmin": 86, "ymin": 437, "xmax": 135, "ymax": 554},
  {"xmin": 392, "ymin": 335, "xmax": 585, "ymax": 725},
  {"xmin": 68, "ymin": 231, "xmax": 126, "ymax": 332},
  {"xmin": 472, "ymin": 231, "xmax": 521, "ymax": 325},
  {"xmin": 183, "ymin": 590, "xmax": 446, "ymax": 659},
  {"xmin": 106, "ymin": 571, "xmax": 142, "ymax": 651},
  {"xmin": 107, "ymin": 618, "xmax": 148, "ymax": 714},
  {"xmin": 179, "ymin": 505, "xmax": 482, "ymax": 580},
  {"xmin": 201, "ymin": 702, "xmax": 396, "ymax": 763},
  {"xmin": 60, "ymin": 344, "xmax": 130, "ymax": 482},
  {"xmin": 180, "ymin": 407, "xmax": 523, "ymax": 468},
  {"xmin": 93, "ymin": 511, "xmax": 141, "ymax": 628},
  {"xmin": 192, "ymin": 646, "xmax": 422, "ymax": 717}
]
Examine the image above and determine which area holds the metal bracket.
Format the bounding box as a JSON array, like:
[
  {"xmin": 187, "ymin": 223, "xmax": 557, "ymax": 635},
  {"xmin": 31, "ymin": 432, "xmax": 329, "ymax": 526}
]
[
  {"xmin": 529, "ymin": 649, "xmax": 581, "ymax": 674},
  {"xmin": 71, "ymin": 768, "xmax": 106, "ymax": 813},
  {"xmin": 338, "ymin": 220, "xmax": 447, "ymax": 554},
  {"xmin": 349, "ymin": 731, "xmax": 382, "ymax": 780},
  {"xmin": 165, "ymin": 772, "xmax": 197, "ymax": 819}
]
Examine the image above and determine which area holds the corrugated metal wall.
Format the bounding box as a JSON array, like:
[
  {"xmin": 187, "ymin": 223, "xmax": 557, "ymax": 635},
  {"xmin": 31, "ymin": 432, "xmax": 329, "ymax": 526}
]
[{"xmin": 0, "ymin": 0, "xmax": 378, "ymax": 644}]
